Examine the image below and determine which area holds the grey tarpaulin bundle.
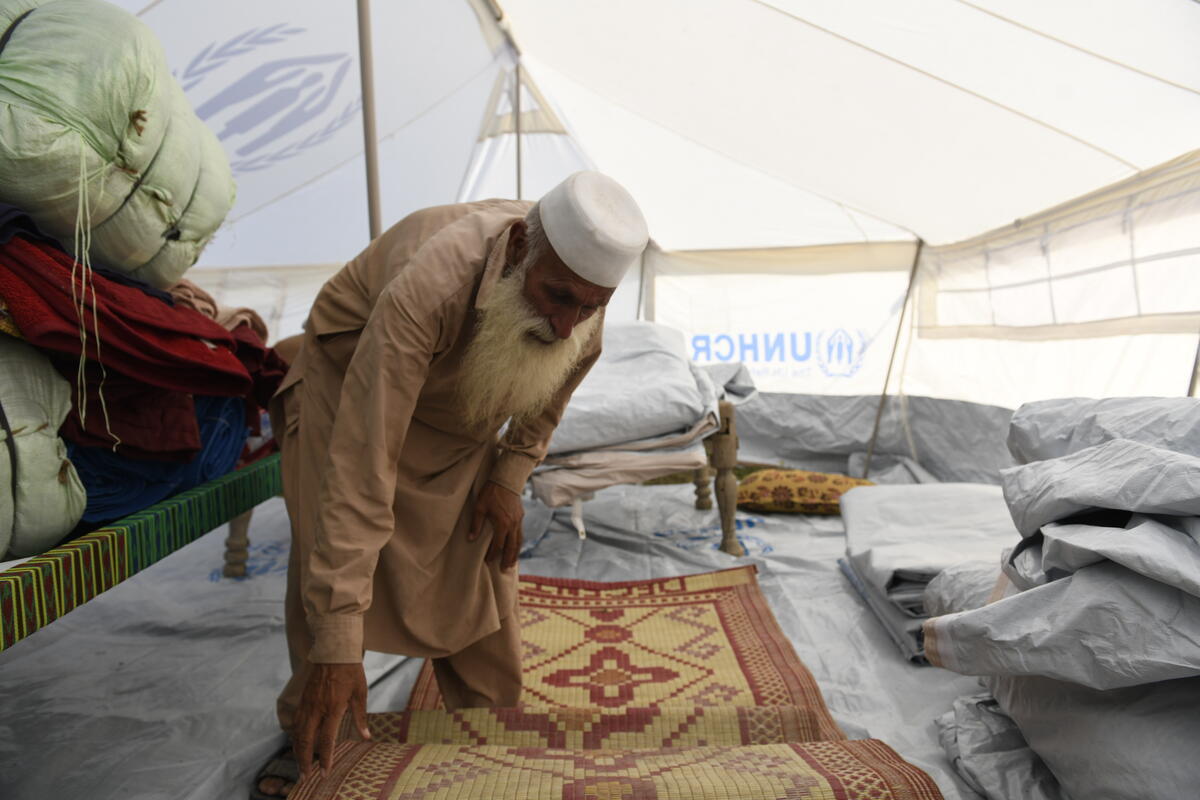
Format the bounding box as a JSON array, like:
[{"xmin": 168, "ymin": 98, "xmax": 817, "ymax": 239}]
[{"xmin": 926, "ymin": 397, "xmax": 1200, "ymax": 800}]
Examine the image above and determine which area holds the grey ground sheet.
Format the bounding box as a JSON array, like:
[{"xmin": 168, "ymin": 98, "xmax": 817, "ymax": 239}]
[{"xmin": 0, "ymin": 485, "xmax": 985, "ymax": 800}]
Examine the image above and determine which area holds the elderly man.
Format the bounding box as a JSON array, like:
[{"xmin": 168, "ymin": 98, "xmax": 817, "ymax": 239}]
[{"xmin": 254, "ymin": 172, "xmax": 649, "ymax": 798}]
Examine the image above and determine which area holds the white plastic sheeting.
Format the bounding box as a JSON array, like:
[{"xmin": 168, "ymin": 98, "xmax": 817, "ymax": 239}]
[
  {"xmin": 1007, "ymin": 396, "xmax": 1200, "ymax": 463},
  {"xmin": 838, "ymin": 483, "xmax": 1018, "ymax": 662},
  {"xmin": 987, "ymin": 673, "xmax": 1200, "ymax": 800},
  {"xmin": 1002, "ymin": 440, "xmax": 1200, "ymax": 536},
  {"xmin": 927, "ymin": 402, "xmax": 1200, "ymax": 688},
  {"xmin": 842, "ymin": 484, "xmax": 1018, "ymax": 613},
  {"xmin": 0, "ymin": 486, "xmax": 987, "ymax": 800},
  {"xmin": 935, "ymin": 693, "xmax": 1064, "ymax": 800},
  {"xmin": 734, "ymin": 392, "xmax": 1015, "ymax": 484}
]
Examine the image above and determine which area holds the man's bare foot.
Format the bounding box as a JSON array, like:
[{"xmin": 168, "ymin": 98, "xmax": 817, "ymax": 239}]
[{"xmin": 252, "ymin": 746, "xmax": 298, "ymax": 798}]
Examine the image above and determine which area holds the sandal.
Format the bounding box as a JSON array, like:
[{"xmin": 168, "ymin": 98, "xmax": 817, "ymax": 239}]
[{"xmin": 250, "ymin": 745, "xmax": 299, "ymax": 799}]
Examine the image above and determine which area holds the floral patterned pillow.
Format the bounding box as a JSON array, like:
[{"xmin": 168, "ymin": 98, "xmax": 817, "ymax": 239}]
[{"xmin": 736, "ymin": 469, "xmax": 873, "ymax": 514}]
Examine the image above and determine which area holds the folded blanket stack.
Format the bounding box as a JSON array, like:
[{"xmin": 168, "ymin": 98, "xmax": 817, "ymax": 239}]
[
  {"xmin": 68, "ymin": 395, "xmax": 248, "ymax": 524},
  {"xmin": 530, "ymin": 322, "xmax": 725, "ymax": 508},
  {"xmin": 0, "ymin": 206, "xmax": 282, "ymax": 547},
  {"xmin": 0, "ymin": 0, "xmax": 269, "ymax": 554},
  {"xmin": 924, "ymin": 397, "xmax": 1200, "ymax": 800}
]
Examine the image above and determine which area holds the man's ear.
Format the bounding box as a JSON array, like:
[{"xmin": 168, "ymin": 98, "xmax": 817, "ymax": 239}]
[{"xmin": 504, "ymin": 220, "xmax": 528, "ymax": 276}]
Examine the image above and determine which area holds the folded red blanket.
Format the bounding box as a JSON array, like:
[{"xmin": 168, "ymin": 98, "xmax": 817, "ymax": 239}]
[
  {"xmin": 55, "ymin": 360, "xmax": 202, "ymax": 463},
  {"xmin": 0, "ymin": 235, "xmax": 251, "ymax": 397}
]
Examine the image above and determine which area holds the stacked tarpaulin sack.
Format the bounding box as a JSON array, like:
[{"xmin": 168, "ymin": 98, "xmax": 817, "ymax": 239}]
[
  {"xmin": 0, "ymin": 0, "xmax": 234, "ymax": 288},
  {"xmin": 922, "ymin": 398, "xmax": 1200, "ymax": 800},
  {"xmin": 0, "ymin": 0, "xmax": 286, "ymax": 561}
]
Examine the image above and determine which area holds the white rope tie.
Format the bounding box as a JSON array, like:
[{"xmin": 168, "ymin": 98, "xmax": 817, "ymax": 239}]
[{"xmin": 70, "ymin": 136, "xmax": 120, "ymax": 451}]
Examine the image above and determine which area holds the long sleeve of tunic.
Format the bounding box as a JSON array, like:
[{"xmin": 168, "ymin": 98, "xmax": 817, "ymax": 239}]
[{"xmin": 305, "ymin": 269, "xmax": 439, "ymax": 662}]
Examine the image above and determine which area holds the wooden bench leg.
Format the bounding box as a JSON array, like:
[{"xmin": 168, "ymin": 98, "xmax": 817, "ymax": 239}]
[
  {"xmin": 693, "ymin": 466, "xmax": 713, "ymax": 510},
  {"xmin": 223, "ymin": 509, "xmax": 253, "ymax": 578},
  {"xmin": 711, "ymin": 401, "xmax": 745, "ymax": 557}
]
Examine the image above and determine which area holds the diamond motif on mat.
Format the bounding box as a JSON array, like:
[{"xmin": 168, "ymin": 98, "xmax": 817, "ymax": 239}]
[
  {"xmin": 411, "ymin": 756, "xmax": 497, "ymax": 796},
  {"xmin": 687, "ymin": 682, "xmax": 741, "ymax": 707},
  {"xmin": 521, "ymin": 606, "xmax": 550, "ymax": 627},
  {"xmin": 543, "ymin": 647, "xmax": 681, "ymax": 708},
  {"xmin": 520, "ymin": 606, "xmax": 731, "ymax": 709},
  {"xmin": 562, "ymin": 776, "xmax": 655, "ymax": 799},
  {"xmin": 521, "ymin": 638, "xmax": 547, "ymax": 660},
  {"xmin": 664, "ymin": 606, "xmax": 722, "ymax": 660}
]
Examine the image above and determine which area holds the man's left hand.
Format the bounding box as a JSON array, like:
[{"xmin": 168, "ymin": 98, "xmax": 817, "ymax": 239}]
[{"xmin": 469, "ymin": 481, "xmax": 524, "ymax": 569}]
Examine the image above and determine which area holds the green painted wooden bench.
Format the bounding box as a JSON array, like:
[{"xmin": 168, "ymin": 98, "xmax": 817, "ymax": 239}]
[{"xmin": 0, "ymin": 453, "xmax": 281, "ymax": 652}]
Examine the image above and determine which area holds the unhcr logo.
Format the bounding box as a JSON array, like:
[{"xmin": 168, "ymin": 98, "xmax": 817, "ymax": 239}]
[
  {"xmin": 816, "ymin": 328, "xmax": 868, "ymax": 378},
  {"xmin": 692, "ymin": 332, "xmax": 813, "ymax": 363},
  {"xmin": 691, "ymin": 329, "xmax": 869, "ymax": 378},
  {"xmin": 179, "ymin": 24, "xmax": 361, "ymax": 174}
]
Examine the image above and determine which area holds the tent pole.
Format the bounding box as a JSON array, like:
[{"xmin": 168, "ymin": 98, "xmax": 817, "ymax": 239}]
[
  {"xmin": 862, "ymin": 239, "xmax": 924, "ymax": 479},
  {"xmin": 1188, "ymin": 330, "xmax": 1200, "ymax": 397},
  {"xmin": 514, "ymin": 60, "xmax": 523, "ymax": 200},
  {"xmin": 356, "ymin": 0, "xmax": 382, "ymax": 240}
]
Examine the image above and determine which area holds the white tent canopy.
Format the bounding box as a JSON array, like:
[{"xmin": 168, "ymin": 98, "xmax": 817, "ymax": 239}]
[{"xmin": 107, "ymin": 0, "xmax": 1200, "ymax": 406}]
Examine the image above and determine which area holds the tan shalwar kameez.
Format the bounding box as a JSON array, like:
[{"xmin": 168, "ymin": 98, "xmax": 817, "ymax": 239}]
[{"xmin": 270, "ymin": 200, "xmax": 602, "ymax": 728}]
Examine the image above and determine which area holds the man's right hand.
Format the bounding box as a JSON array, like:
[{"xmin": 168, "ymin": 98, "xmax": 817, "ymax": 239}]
[{"xmin": 292, "ymin": 662, "xmax": 372, "ymax": 781}]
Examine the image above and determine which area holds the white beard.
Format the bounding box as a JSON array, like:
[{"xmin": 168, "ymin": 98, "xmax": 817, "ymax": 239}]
[{"xmin": 458, "ymin": 266, "xmax": 599, "ymax": 430}]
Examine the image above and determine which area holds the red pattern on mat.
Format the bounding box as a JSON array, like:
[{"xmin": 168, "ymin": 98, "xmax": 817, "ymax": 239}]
[
  {"xmin": 297, "ymin": 566, "xmax": 943, "ymax": 799},
  {"xmin": 291, "ymin": 740, "xmax": 944, "ymax": 800},
  {"xmin": 407, "ymin": 566, "xmax": 842, "ymax": 742}
]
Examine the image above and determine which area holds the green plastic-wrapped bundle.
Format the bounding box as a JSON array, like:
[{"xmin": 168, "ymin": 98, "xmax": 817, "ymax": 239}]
[
  {"xmin": 0, "ymin": 336, "xmax": 86, "ymax": 559},
  {"xmin": 0, "ymin": 0, "xmax": 235, "ymax": 287}
]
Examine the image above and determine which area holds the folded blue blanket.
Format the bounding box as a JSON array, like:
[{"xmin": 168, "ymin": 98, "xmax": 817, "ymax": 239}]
[{"xmin": 69, "ymin": 395, "xmax": 248, "ymax": 523}]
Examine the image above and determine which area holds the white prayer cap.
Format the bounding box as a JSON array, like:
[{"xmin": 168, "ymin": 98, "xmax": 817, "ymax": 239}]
[{"xmin": 539, "ymin": 171, "xmax": 649, "ymax": 289}]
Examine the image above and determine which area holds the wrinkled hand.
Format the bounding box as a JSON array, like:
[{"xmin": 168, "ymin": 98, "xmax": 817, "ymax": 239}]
[
  {"xmin": 469, "ymin": 481, "xmax": 524, "ymax": 569},
  {"xmin": 293, "ymin": 663, "xmax": 371, "ymax": 781}
]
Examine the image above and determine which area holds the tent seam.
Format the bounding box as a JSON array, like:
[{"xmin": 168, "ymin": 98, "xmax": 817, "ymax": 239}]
[
  {"xmin": 746, "ymin": 0, "xmax": 1139, "ymax": 171},
  {"xmin": 954, "ymin": 0, "xmax": 1200, "ymax": 97},
  {"xmin": 521, "ymin": 59, "xmax": 918, "ymax": 241}
]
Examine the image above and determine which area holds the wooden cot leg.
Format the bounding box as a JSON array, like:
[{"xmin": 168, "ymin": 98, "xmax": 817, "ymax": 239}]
[
  {"xmin": 693, "ymin": 466, "xmax": 713, "ymax": 510},
  {"xmin": 223, "ymin": 509, "xmax": 253, "ymax": 578},
  {"xmin": 711, "ymin": 401, "xmax": 745, "ymax": 557}
]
